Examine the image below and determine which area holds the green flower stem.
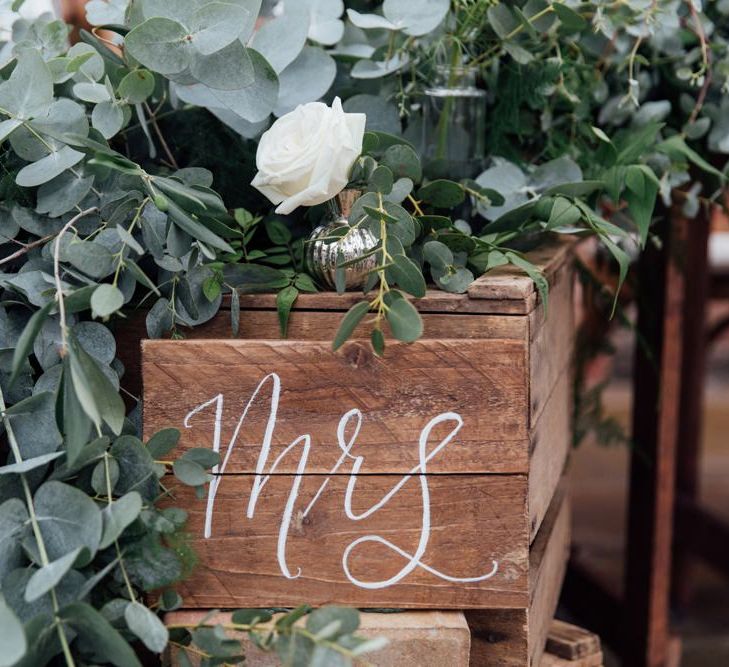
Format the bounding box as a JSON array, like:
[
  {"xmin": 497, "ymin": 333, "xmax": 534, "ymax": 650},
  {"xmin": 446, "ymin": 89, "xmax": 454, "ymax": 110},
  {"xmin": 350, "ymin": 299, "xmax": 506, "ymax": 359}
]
[
  {"xmin": 368, "ymin": 194, "xmax": 392, "ymax": 330},
  {"xmin": 434, "ymin": 42, "xmax": 463, "ymax": 160},
  {"xmin": 0, "ymin": 387, "xmax": 77, "ymax": 667}
]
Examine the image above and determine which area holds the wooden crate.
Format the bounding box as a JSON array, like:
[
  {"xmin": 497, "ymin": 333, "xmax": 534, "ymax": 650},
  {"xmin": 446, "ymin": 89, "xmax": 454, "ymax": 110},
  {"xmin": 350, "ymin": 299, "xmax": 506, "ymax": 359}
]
[{"xmin": 142, "ymin": 238, "xmax": 575, "ymax": 615}]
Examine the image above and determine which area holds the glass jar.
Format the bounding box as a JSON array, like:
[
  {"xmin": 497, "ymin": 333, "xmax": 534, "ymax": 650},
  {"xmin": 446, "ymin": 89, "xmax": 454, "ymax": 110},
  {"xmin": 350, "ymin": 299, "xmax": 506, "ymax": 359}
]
[{"xmin": 422, "ymin": 65, "xmax": 487, "ymax": 180}]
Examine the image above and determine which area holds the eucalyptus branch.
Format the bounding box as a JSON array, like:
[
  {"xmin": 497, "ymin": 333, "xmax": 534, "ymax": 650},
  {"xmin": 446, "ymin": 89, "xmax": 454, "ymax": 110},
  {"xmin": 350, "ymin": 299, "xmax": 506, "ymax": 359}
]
[
  {"xmin": 0, "ymin": 386, "xmax": 76, "ymax": 667},
  {"xmin": 144, "ymin": 101, "xmax": 180, "ymax": 169},
  {"xmin": 53, "ymin": 207, "xmax": 99, "ymax": 355},
  {"xmin": 0, "ymin": 233, "xmax": 55, "ymax": 266}
]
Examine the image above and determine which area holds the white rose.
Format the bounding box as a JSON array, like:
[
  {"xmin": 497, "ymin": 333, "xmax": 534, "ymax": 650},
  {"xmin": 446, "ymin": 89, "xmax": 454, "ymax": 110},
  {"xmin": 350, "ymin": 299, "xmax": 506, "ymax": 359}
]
[{"xmin": 251, "ymin": 97, "xmax": 366, "ymax": 215}]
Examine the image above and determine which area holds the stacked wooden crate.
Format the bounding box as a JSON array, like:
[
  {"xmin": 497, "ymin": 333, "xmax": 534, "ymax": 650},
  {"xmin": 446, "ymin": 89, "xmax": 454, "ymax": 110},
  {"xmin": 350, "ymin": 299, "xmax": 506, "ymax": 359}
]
[{"xmin": 142, "ymin": 237, "xmax": 577, "ymax": 666}]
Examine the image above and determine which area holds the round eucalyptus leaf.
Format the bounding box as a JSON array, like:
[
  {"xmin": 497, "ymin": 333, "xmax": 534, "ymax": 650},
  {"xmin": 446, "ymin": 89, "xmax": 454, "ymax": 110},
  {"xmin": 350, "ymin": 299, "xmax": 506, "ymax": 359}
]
[
  {"xmin": 383, "ymin": 0, "xmax": 450, "ymax": 36},
  {"xmin": 250, "ymin": 4, "xmax": 309, "ymax": 73},
  {"xmin": 73, "ymin": 321, "xmax": 116, "ymax": 364},
  {"xmin": 73, "ymin": 82, "xmax": 112, "ymax": 104},
  {"xmin": 67, "ymin": 43, "xmax": 105, "ymax": 83},
  {"xmin": 188, "ymin": 2, "xmax": 249, "ymax": 56},
  {"xmin": 92, "ymin": 102, "xmax": 124, "ymax": 139},
  {"xmin": 0, "ymin": 597, "xmax": 26, "ymax": 667},
  {"xmin": 16, "ymin": 146, "xmax": 85, "ymax": 188},
  {"xmin": 32, "ymin": 481, "xmax": 102, "ymax": 563},
  {"xmin": 118, "ymin": 69, "xmax": 156, "ymax": 104},
  {"xmin": 124, "ymin": 601, "xmax": 169, "ymax": 653},
  {"xmin": 303, "ymin": 0, "xmax": 344, "ymax": 45},
  {"xmin": 125, "ymin": 17, "xmax": 191, "ymax": 75},
  {"xmin": 384, "ymin": 295, "xmax": 422, "ymax": 342},
  {"xmin": 175, "ymin": 49, "xmax": 279, "ymax": 123},
  {"xmin": 189, "ymin": 39, "xmax": 255, "ymax": 91},
  {"xmin": 274, "ymin": 46, "xmax": 336, "ymax": 116},
  {"xmin": 66, "ymin": 240, "xmax": 115, "ymax": 279},
  {"xmin": 90, "ymin": 284, "xmax": 125, "ymax": 319},
  {"xmin": 36, "ymin": 170, "xmax": 95, "ymax": 218},
  {"xmin": 86, "ymin": 0, "xmax": 128, "ymax": 26}
]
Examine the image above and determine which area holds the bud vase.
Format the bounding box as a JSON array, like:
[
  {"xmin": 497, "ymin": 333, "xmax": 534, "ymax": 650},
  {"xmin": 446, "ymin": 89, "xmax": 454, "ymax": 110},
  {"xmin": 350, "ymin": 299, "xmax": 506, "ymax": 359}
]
[
  {"xmin": 422, "ymin": 65, "xmax": 487, "ymax": 180},
  {"xmin": 305, "ymin": 189, "xmax": 378, "ymax": 291}
]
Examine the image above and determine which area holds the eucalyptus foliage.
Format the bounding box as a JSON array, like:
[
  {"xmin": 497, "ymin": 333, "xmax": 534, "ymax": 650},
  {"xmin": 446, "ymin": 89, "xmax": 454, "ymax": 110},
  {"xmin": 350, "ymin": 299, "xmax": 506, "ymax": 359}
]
[{"xmin": 1, "ymin": 0, "xmax": 728, "ymax": 664}]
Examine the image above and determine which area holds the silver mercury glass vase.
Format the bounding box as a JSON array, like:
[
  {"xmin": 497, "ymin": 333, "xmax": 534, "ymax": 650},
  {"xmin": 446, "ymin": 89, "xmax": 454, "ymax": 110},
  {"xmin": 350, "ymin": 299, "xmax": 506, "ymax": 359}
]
[{"xmin": 305, "ymin": 189, "xmax": 378, "ymax": 290}]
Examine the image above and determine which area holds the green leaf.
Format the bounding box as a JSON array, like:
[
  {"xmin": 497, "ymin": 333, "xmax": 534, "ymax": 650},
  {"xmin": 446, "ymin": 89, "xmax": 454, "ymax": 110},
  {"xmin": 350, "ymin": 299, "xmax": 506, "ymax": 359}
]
[
  {"xmin": 277, "ymin": 285, "xmax": 299, "ymax": 337},
  {"xmin": 60, "ymin": 602, "xmax": 142, "ymax": 667},
  {"xmin": 119, "ymin": 69, "xmax": 155, "ymax": 104},
  {"xmin": 265, "ymin": 218, "xmax": 292, "ymax": 244},
  {"xmin": 385, "ymin": 296, "xmax": 423, "ymax": 342},
  {"xmin": 506, "ymin": 252, "xmax": 549, "ymax": 312},
  {"xmin": 231, "ymin": 609, "xmax": 273, "ymax": 625},
  {"xmin": 389, "ymin": 254, "xmax": 426, "ymax": 298},
  {"xmin": 99, "ymin": 492, "xmax": 143, "ymax": 550},
  {"xmin": 33, "ymin": 481, "xmax": 102, "ymax": 563},
  {"xmin": 367, "ymin": 165, "xmax": 394, "ymax": 194},
  {"xmin": 182, "ymin": 448, "xmax": 221, "ymax": 468},
  {"xmin": 68, "ymin": 333, "xmax": 125, "ymax": 435},
  {"xmin": 125, "ymin": 17, "xmax": 190, "ymax": 75},
  {"xmin": 146, "ymin": 428, "xmax": 180, "ymax": 458},
  {"xmin": 547, "ymin": 197, "xmax": 582, "ymax": 230},
  {"xmin": 110, "ymin": 435, "xmax": 158, "ymax": 501},
  {"xmin": 656, "ymin": 134, "xmax": 725, "ymax": 180},
  {"xmin": 417, "ymin": 180, "xmax": 465, "ymax": 208},
  {"xmin": 381, "ymin": 144, "xmax": 422, "ymax": 182},
  {"xmin": 16, "ymin": 146, "xmax": 85, "ymax": 188},
  {"xmin": 306, "ymin": 607, "xmax": 359, "ymax": 639},
  {"xmin": 60, "ymin": 357, "xmax": 93, "ymax": 465},
  {"xmin": 0, "ymin": 499, "xmax": 29, "ymax": 582},
  {"xmin": 124, "ymin": 601, "xmax": 169, "ymax": 653},
  {"xmin": 73, "ymin": 81, "xmax": 112, "ymax": 103},
  {"xmin": 553, "ymin": 3, "xmax": 587, "ymax": 31},
  {"xmin": 25, "ymin": 547, "xmax": 84, "ymax": 602},
  {"xmin": 0, "ymin": 451, "xmax": 64, "ymax": 475},
  {"xmin": 423, "ymin": 240, "xmax": 453, "ymax": 270},
  {"xmin": 0, "ymin": 596, "xmax": 26, "ymax": 667},
  {"xmin": 371, "ymin": 328, "xmax": 385, "ymax": 356},
  {"xmin": 92, "ymin": 102, "xmax": 124, "ymax": 139},
  {"xmin": 10, "ymin": 300, "xmax": 54, "ymax": 388},
  {"xmin": 165, "ymin": 198, "xmax": 234, "ymax": 253},
  {"xmin": 624, "ymin": 165, "xmax": 659, "ymax": 246},
  {"xmin": 0, "ymin": 49, "xmax": 53, "ymax": 120},
  {"xmin": 189, "ymin": 2, "xmax": 249, "ymax": 56},
  {"xmin": 173, "ymin": 458, "xmax": 209, "ymax": 486},
  {"xmin": 91, "ymin": 284, "xmax": 125, "ymax": 319},
  {"xmin": 332, "ymin": 301, "xmax": 370, "ymax": 350}
]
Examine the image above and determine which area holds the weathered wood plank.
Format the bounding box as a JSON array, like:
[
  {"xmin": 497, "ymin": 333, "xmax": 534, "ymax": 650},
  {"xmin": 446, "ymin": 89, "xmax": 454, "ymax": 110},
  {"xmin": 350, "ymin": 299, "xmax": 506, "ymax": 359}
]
[
  {"xmin": 529, "ymin": 484, "xmax": 571, "ymax": 666},
  {"xmin": 529, "ymin": 371, "xmax": 572, "ymax": 541},
  {"xmin": 163, "ymin": 473, "xmax": 529, "ymax": 609},
  {"xmin": 467, "ymin": 480, "xmax": 570, "ymax": 665},
  {"xmin": 466, "ymin": 237, "xmax": 574, "ymax": 307},
  {"xmin": 546, "ymin": 620, "xmax": 602, "ymax": 660},
  {"xmin": 143, "ymin": 339, "xmax": 530, "ymax": 475},
  {"xmin": 184, "ymin": 309, "xmax": 528, "ymax": 342},
  {"xmin": 529, "ymin": 262, "xmax": 575, "ymax": 427}
]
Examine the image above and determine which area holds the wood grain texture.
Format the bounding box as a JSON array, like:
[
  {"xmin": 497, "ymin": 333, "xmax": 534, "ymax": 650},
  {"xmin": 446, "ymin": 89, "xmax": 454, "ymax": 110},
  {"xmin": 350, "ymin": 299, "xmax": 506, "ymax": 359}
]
[
  {"xmin": 528, "ymin": 371, "xmax": 572, "ymax": 542},
  {"xmin": 546, "ymin": 620, "xmax": 602, "ymax": 660},
  {"xmin": 529, "ymin": 484, "xmax": 571, "ymax": 666},
  {"xmin": 163, "ymin": 473, "xmax": 529, "ymax": 609},
  {"xmin": 143, "ymin": 339, "xmax": 530, "ymax": 475},
  {"xmin": 528, "ymin": 261, "xmax": 575, "ymax": 428},
  {"xmin": 184, "ymin": 309, "xmax": 528, "ymax": 342},
  {"xmin": 467, "ymin": 237, "xmax": 575, "ymax": 310},
  {"xmin": 467, "ymin": 481, "xmax": 570, "ymax": 665},
  {"xmin": 540, "ymin": 652, "xmax": 603, "ymax": 667}
]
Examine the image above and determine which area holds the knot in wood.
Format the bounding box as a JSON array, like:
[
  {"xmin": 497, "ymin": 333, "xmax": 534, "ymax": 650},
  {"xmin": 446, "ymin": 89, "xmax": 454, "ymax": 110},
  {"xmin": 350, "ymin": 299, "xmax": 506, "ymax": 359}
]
[{"xmin": 341, "ymin": 342, "xmax": 372, "ymax": 368}]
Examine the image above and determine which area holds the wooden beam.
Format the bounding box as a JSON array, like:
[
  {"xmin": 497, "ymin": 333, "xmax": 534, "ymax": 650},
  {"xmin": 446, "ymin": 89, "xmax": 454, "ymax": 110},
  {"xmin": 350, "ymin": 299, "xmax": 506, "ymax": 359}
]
[{"xmin": 622, "ymin": 212, "xmax": 686, "ymax": 667}]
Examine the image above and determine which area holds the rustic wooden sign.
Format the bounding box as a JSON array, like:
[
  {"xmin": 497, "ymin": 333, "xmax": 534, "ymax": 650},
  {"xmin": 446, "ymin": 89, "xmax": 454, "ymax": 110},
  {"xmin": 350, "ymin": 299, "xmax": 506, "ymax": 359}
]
[{"xmin": 140, "ymin": 239, "xmax": 575, "ymax": 609}]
